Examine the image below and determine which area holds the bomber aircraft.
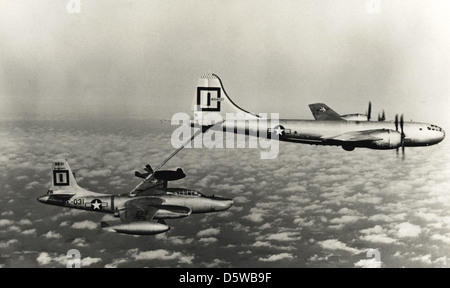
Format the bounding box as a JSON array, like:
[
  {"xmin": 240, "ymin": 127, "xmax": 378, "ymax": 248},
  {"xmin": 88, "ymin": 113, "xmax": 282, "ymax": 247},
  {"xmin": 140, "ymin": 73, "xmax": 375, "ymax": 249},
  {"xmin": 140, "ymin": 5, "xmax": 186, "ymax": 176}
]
[
  {"xmin": 191, "ymin": 73, "xmax": 445, "ymax": 157},
  {"xmin": 37, "ymin": 157, "xmax": 233, "ymax": 236}
]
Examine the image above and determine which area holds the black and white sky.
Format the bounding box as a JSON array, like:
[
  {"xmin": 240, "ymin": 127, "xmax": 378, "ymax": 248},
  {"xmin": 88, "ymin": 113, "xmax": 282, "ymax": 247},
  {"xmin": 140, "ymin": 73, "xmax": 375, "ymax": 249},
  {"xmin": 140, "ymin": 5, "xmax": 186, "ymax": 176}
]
[
  {"xmin": 1, "ymin": 0, "xmax": 450, "ymax": 128},
  {"xmin": 1, "ymin": 0, "xmax": 450, "ymax": 268}
]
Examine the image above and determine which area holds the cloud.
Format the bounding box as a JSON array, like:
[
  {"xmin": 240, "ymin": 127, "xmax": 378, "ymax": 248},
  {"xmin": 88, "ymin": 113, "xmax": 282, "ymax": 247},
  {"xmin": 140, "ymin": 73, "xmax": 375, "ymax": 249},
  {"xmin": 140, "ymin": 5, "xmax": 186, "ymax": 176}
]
[
  {"xmin": 7, "ymin": 226, "xmax": 21, "ymax": 233},
  {"xmin": 25, "ymin": 181, "xmax": 40, "ymax": 190},
  {"xmin": 36, "ymin": 252, "xmax": 67, "ymax": 267},
  {"xmin": 198, "ymin": 237, "xmax": 219, "ymax": 244},
  {"xmin": 415, "ymin": 211, "xmax": 440, "ymax": 222},
  {"xmin": 411, "ymin": 254, "xmax": 432, "ymax": 265},
  {"xmin": 252, "ymin": 241, "xmax": 273, "ymax": 248},
  {"xmin": 293, "ymin": 218, "xmax": 315, "ymax": 227},
  {"xmin": 329, "ymin": 215, "xmax": 364, "ymax": 225},
  {"xmin": 196, "ymin": 227, "xmax": 220, "ymax": 237},
  {"xmin": 18, "ymin": 219, "xmax": 32, "ymax": 225},
  {"xmin": 51, "ymin": 209, "xmax": 86, "ymax": 221},
  {"xmin": 0, "ymin": 239, "xmax": 18, "ymax": 248},
  {"xmin": 258, "ymin": 223, "xmax": 272, "ymax": 230},
  {"xmin": 15, "ymin": 175, "xmax": 28, "ymax": 181},
  {"xmin": 127, "ymin": 249, "xmax": 194, "ymax": 265},
  {"xmin": 430, "ymin": 234, "xmax": 450, "ymax": 244},
  {"xmin": 251, "ymin": 241, "xmax": 296, "ymax": 251},
  {"xmin": 36, "ymin": 252, "xmax": 53, "ymax": 266},
  {"xmin": 3, "ymin": 92, "xmax": 450, "ymax": 269},
  {"xmin": 157, "ymin": 235, "xmax": 195, "ymax": 245},
  {"xmin": 36, "ymin": 252, "xmax": 101, "ymax": 267},
  {"xmin": 396, "ymin": 222, "xmax": 422, "ymax": 238},
  {"xmin": 265, "ymin": 232, "xmax": 301, "ymax": 242},
  {"xmin": 83, "ymin": 169, "xmax": 112, "ymax": 178},
  {"xmin": 243, "ymin": 207, "xmax": 266, "ymax": 223},
  {"xmin": 309, "ymin": 254, "xmax": 333, "ymax": 262},
  {"xmin": 259, "ymin": 253, "xmax": 294, "ymax": 262},
  {"xmin": 434, "ymin": 256, "xmax": 448, "ymax": 267},
  {"xmin": 21, "ymin": 228, "xmax": 36, "ymax": 235},
  {"xmin": 105, "ymin": 258, "xmax": 129, "ymax": 268},
  {"xmin": 359, "ymin": 225, "xmax": 398, "ymax": 244},
  {"xmin": 233, "ymin": 196, "xmax": 250, "ymax": 204},
  {"xmin": 71, "ymin": 238, "xmax": 88, "ymax": 247},
  {"xmin": 201, "ymin": 258, "xmax": 230, "ymax": 268},
  {"xmin": 71, "ymin": 220, "xmax": 98, "ymax": 230},
  {"xmin": 318, "ymin": 239, "xmax": 363, "ymax": 255},
  {"xmin": 360, "ymin": 234, "xmax": 398, "ymax": 244},
  {"xmin": 215, "ymin": 183, "xmax": 246, "ymax": 194},
  {"xmin": 368, "ymin": 214, "xmax": 395, "ymax": 222},
  {"xmin": 0, "ymin": 219, "xmax": 14, "ymax": 227},
  {"xmin": 42, "ymin": 231, "xmax": 62, "ymax": 239},
  {"xmin": 81, "ymin": 257, "xmax": 102, "ymax": 267}
]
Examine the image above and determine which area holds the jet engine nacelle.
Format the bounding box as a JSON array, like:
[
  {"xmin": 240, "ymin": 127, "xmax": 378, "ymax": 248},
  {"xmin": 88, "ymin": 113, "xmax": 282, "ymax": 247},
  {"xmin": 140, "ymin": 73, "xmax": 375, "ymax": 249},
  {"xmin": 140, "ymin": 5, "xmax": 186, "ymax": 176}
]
[
  {"xmin": 367, "ymin": 129, "xmax": 402, "ymax": 149},
  {"xmin": 154, "ymin": 205, "xmax": 191, "ymax": 219},
  {"xmin": 101, "ymin": 221, "xmax": 170, "ymax": 235}
]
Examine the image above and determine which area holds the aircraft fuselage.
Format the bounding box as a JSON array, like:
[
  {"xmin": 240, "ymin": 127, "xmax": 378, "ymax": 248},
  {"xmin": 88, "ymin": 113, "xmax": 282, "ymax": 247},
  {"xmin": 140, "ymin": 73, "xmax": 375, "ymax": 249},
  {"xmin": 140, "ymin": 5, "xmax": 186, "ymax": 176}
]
[
  {"xmin": 37, "ymin": 189, "xmax": 233, "ymax": 217},
  {"xmin": 209, "ymin": 119, "xmax": 445, "ymax": 149}
]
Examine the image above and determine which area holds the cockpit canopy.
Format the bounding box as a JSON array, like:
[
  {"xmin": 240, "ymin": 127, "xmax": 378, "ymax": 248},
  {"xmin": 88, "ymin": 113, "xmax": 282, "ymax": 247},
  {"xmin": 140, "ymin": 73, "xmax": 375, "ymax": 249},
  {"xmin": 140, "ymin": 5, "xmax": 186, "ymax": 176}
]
[
  {"xmin": 168, "ymin": 188, "xmax": 204, "ymax": 197},
  {"xmin": 427, "ymin": 125, "xmax": 443, "ymax": 132}
]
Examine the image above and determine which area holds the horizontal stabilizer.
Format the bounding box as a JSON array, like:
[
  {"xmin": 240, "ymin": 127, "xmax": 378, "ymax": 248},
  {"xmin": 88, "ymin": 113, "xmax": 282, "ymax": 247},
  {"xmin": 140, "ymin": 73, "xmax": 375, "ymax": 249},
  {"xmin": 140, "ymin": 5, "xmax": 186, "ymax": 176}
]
[
  {"xmin": 144, "ymin": 165, "xmax": 153, "ymax": 173},
  {"xmin": 135, "ymin": 171, "xmax": 150, "ymax": 179}
]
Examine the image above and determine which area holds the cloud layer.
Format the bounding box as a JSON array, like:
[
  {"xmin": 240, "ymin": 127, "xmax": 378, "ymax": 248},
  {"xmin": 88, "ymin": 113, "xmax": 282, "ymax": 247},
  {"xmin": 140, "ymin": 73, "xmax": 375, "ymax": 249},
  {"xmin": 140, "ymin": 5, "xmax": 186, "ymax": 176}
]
[{"xmin": 0, "ymin": 119, "xmax": 449, "ymax": 267}]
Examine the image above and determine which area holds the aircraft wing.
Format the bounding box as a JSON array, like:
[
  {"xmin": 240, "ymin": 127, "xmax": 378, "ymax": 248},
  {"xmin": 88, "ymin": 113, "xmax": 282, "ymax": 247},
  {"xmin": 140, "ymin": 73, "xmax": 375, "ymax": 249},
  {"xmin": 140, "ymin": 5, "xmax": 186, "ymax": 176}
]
[
  {"xmin": 322, "ymin": 129, "xmax": 384, "ymax": 142},
  {"xmin": 309, "ymin": 103, "xmax": 343, "ymax": 121},
  {"xmin": 119, "ymin": 197, "xmax": 165, "ymax": 223}
]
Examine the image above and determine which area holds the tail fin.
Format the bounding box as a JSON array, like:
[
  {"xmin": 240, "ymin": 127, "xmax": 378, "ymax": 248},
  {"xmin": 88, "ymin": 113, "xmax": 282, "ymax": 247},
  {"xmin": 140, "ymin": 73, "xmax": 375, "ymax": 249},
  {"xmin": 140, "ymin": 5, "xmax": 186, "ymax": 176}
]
[
  {"xmin": 49, "ymin": 159, "xmax": 80, "ymax": 192},
  {"xmin": 308, "ymin": 103, "xmax": 343, "ymax": 121},
  {"xmin": 193, "ymin": 73, "xmax": 261, "ymax": 124}
]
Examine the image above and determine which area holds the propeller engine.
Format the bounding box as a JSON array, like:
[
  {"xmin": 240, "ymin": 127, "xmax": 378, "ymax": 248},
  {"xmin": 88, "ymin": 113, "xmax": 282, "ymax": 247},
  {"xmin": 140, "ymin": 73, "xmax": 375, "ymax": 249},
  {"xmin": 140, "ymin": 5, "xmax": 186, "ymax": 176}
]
[{"xmin": 395, "ymin": 114, "xmax": 406, "ymax": 160}]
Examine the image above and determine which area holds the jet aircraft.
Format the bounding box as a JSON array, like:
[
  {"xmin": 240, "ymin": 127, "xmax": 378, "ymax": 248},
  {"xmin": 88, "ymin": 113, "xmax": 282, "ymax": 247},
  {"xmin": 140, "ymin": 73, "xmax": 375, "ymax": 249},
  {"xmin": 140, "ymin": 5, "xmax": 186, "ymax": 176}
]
[
  {"xmin": 37, "ymin": 158, "xmax": 233, "ymax": 235},
  {"xmin": 191, "ymin": 73, "xmax": 445, "ymax": 156}
]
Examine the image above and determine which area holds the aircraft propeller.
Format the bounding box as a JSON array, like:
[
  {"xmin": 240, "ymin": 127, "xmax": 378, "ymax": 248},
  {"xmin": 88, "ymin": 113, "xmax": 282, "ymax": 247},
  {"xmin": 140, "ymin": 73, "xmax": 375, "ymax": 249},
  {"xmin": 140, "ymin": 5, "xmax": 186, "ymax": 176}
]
[
  {"xmin": 366, "ymin": 101, "xmax": 372, "ymax": 121},
  {"xmin": 378, "ymin": 110, "xmax": 386, "ymax": 121},
  {"xmin": 395, "ymin": 114, "xmax": 406, "ymax": 160}
]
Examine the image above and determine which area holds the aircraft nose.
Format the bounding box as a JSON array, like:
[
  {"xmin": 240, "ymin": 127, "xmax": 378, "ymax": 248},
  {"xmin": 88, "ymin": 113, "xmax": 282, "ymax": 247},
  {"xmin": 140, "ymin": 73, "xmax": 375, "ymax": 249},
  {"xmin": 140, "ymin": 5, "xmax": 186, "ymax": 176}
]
[
  {"xmin": 37, "ymin": 195, "xmax": 49, "ymax": 203},
  {"xmin": 436, "ymin": 128, "xmax": 445, "ymax": 144},
  {"xmin": 216, "ymin": 198, "xmax": 233, "ymax": 211}
]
